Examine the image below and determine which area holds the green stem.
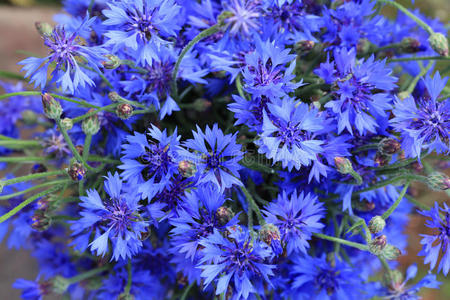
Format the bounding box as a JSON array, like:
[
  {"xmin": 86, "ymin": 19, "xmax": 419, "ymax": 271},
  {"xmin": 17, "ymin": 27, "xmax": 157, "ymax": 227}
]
[
  {"xmin": 67, "ymin": 266, "xmax": 109, "ymax": 285},
  {"xmin": 0, "ymin": 70, "xmax": 27, "ymax": 82},
  {"xmin": 388, "ymin": 56, "xmax": 449, "ymax": 63},
  {"xmin": 171, "ymin": 24, "xmax": 221, "ymax": 101},
  {"xmin": 1, "ymin": 170, "xmax": 65, "ymax": 186},
  {"xmin": 124, "ymin": 260, "xmax": 132, "ymax": 294},
  {"xmin": 0, "ymin": 156, "xmax": 47, "ymax": 163},
  {"xmin": 0, "ymin": 179, "xmax": 70, "ymax": 201},
  {"xmin": 0, "ymin": 140, "xmax": 42, "ymax": 149},
  {"xmin": 377, "ymin": 0, "xmax": 434, "ymax": 35},
  {"xmin": 0, "ymin": 91, "xmax": 100, "ymax": 109},
  {"xmin": 240, "ymin": 185, "xmax": 264, "ymax": 225},
  {"xmin": 83, "ymin": 134, "xmax": 92, "ymax": 162},
  {"xmin": 236, "ymin": 74, "xmax": 246, "ymax": 99},
  {"xmin": 72, "ymin": 104, "xmax": 117, "ymax": 123},
  {"xmin": 180, "ymin": 282, "xmax": 195, "ymax": 300},
  {"xmin": 382, "ymin": 182, "xmax": 410, "ymax": 220},
  {"xmin": 120, "ymin": 59, "xmax": 148, "ymax": 74},
  {"xmin": 349, "ymin": 170, "xmax": 363, "ymax": 185},
  {"xmin": 405, "ymin": 62, "xmax": 433, "ymax": 94},
  {"xmin": 353, "ymin": 143, "xmax": 379, "ymax": 153},
  {"xmin": 87, "ymin": 155, "xmax": 120, "ymax": 164},
  {"xmin": 313, "ymin": 232, "xmax": 368, "ymax": 251},
  {"xmin": 0, "ymin": 186, "xmax": 63, "ymax": 223}
]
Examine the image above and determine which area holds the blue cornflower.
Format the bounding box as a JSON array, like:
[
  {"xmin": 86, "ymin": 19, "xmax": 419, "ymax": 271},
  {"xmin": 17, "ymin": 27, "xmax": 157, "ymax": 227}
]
[
  {"xmin": 71, "ymin": 172, "xmax": 148, "ymax": 261},
  {"xmin": 119, "ymin": 125, "xmax": 180, "ymax": 200},
  {"xmin": 102, "ymin": 0, "xmax": 181, "ymax": 66},
  {"xmin": 255, "ymin": 98, "xmax": 325, "ymax": 171},
  {"xmin": 170, "ymin": 183, "xmax": 239, "ymax": 260},
  {"xmin": 391, "ymin": 73, "xmax": 449, "ymax": 158},
  {"xmin": 418, "ymin": 202, "xmax": 450, "ymax": 275},
  {"xmin": 13, "ymin": 277, "xmax": 51, "ymax": 300},
  {"xmin": 291, "ymin": 254, "xmax": 376, "ymax": 299},
  {"xmin": 223, "ymin": 0, "xmax": 263, "ymax": 36},
  {"xmin": 263, "ymin": 190, "xmax": 325, "ymax": 255},
  {"xmin": 18, "ymin": 15, "xmax": 105, "ymax": 94},
  {"xmin": 380, "ymin": 264, "xmax": 440, "ymax": 300},
  {"xmin": 198, "ymin": 228, "xmax": 275, "ymax": 299},
  {"xmin": 242, "ymin": 39, "xmax": 301, "ymax": 99},
  {"xmin": 315, "ymin": 48, "xmax": 397, "ymax": 135},
  {"xmin": 180, "ymin": 124, "xmax": 244, "ymax": 192}
]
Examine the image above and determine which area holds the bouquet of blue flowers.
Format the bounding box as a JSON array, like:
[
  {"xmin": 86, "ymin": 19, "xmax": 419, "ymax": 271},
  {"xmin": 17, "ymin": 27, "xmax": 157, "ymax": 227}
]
[{"xmin": 0, "ymin": 0, "xmax": 449, "ymax": 299}]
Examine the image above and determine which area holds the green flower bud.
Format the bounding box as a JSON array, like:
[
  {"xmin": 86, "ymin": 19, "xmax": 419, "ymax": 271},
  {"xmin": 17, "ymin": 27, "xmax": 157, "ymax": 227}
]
[
  {"xmin": 52, "ymin": 276, "xmax": 70, "ymax": 294},
  {"xmin": 383, "ymin": 269, "xmax": 404, "ymax": 290},
  {"xmin": 82, "ymin": 109, "xmax": 100, "ymax": 135},
  {"xmin": 397, "ymin": 91, "xmax": 410, "ymax": 100},
  {"xmin": 334, "ymin": 157, "xmax": 353, "ymax": 174},
  {"xmin": 21, "ymin": 110, "xmax": 38, "ymax": 125},
  {"xmin": 108, "ymin": 91, "xmax": 122, "ymax": 102},
  {"xmin": 102, "ymin": 54, "xmax": 121, "ymax": 69},
  {"xmin": 60, "ymin": 117, "xmax": 73, "ymax": 131},
  {"xmin": 35, "ymin": 21, "xmax": 53, "ymax": 37},
  {"xmin": 369, "ymin": 235, "xmax": 387, "ymax": 255},
  {"xmin": 399, "ymin": 37, "xmax": 421, "ymax": 53},
  {"xmin": 31, "ymin": 210, "xmax": 52, "ymax": 231},
  {"xmin": 116, "ymin": 103, "xmax": 133, "ymax": 119},
  {"xmin": 378, "ymin": 138, "xmax": 401, "ymax": 155},
  {"xmin": 216, "ymin": 206, "xmax": 235, "ymax": 226},
  {"xmin": 368, "ymin": 216, "xmax": 386, "ymax": 234},
  {"xmin": 259, "ymin": 223, "xmax": 283, "ymax": 255},
  {"xmin": 192, "ymin": 98, "xmax": 212, "ymax": 112},
  {"xmin": 68, "ymin": 162, "xmax": 86, "ymax": 181},
  {"xmin": 178, "ymin": 160, "xmax": 197, "ymax": 178},
  {"xmin": 41, "ymin": 93, "xmax": 62, "ymax": 120},
  {"xmin": 382, "ymin": 244, "xmax": 402, "ymax": 260},
  {"xmin": 357, "ymin": 38, "xmax": 373, "ymax": 56},
  {"xmin": 426, "ymin": 172, "xmax": 450, "ymax": 191},
  {"xmin": 428, "ymin": 33, "xmax": 448, "ymax": 57}
]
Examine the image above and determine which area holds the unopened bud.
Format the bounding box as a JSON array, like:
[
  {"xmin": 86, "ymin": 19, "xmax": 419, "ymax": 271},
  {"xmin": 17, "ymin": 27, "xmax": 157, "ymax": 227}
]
[
  {"xmin": 102, "ymin": 54, "xmax": 121, "ymax": 69},
  {"xmin": 354, "ymin": 200, "xmax": 376, "ymax": 212},
  {"xmin": 368, "ymin": 216, "xmax": 386, "ymax": 234},
  {"xmin": 426, "ymin": 172, "xmax": 450, "ymax": 190},
  {"xmin": 378, "ymin": 138, "xmax": 401, "ymax": 155},
  {"xmin": 259, "ymin": 223, "xmax": 283, "ymax": 256},
  {"xmin": 108, "ymin": 91, "xmax": 122, "ymax": 102},
  {"xmin": 36, "ymin": 197, "xmax": 50, "ymax": 210},
  {"xmin": 216, "ymin": 206, "xmax": 234, "ymax": 226},
  {"xmin": 334, "ymin": 157, "xmax": 353, "ymax": 174},
  {"xmin": 357, "ymin": 38, "xmax": 373, "ymax": 55},
  {"xmin": 400, "ymin": 37, "xmax": 422, "ymax": 53},
  {"xmin": 82, "ymin": 109, "xmax": 100, "ymax": 135},
  {"xmin": 41, "ymin": 93, "xmax": 62, "ymax": 120},
  {"xmin": 295, "ymin": 40, "xmax": 315, "ymax": 53},
  {"xmin": 21, "ymin": 110, "xmax": 38, "ymax": 125},
  {"xmin": 397, "ymin": 91, "xmax": 410, "ymax": 100},
  {"xmin": 374, "ymin": 152, "xmax": 389, "ymax": 166},
  {"xmin": 31, "ymin": 210, "xmax": 51, "ymax": 231},
  {"xmin": 116, "ymin": 103, "xmax": 133, "ymax": 119},
  {"xmin": 217, "ymin": 11, "xmax": 234, "ymax": 25},
  {"xmin": 31, "ymin": 164, "xmax": 47, "ymax": 174},
  {"xmin": 35, "ymin": 22, "xmax": 53, "ymax": 37},
  {"xmin": 60, "ymin": 118, "xmax": 73, "ymax": 131},
  {"xmin": 192, "ymin": 98, "xmax": 212, "ymax": 112},
  {"xmin": 75, "ymin": 145, "xmax": 84, "ymax": 156},
  {"xmin": 428, "ymin": 33, "xmax": 448, "ymax": 57},
  {"xmin": 52, "ymin": 276, "xmax": 70, "ymax": 294},
  {"xmin": 178, "ymin": 160, "xmax": 197, "ymax": 178},
  {"xmin": 382, "ymin": 244, "xmax": 402, "ymax": 260},
  {"xmin": 369, "ymin": 235, "xmax": 387, "ymax": 255},
  {"xmin": 383, "ymin": 269, "xmax": 404, "ymax": 291},
  {"xmin": 68, "ymin": 162, "xmax": 86, "ymax": 181}
]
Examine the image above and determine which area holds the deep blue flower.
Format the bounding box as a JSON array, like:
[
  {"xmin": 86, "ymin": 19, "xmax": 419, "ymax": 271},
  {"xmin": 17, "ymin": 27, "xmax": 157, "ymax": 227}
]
[
  {"xmin": 418, "ymin": 202, "xmax": 450, "ymax": 275},
  {"xmin": 13, "ymin": 277, "xmax": 50, "ymax": 300},
  {"xmin": 315, "ymin": 48, "xmax": 397, "ymax": 135},
  {"xmin": 119, "ymin": 125, "xmax": 180, "ymax": 200},
  {"xmin": 255, "ymin": 98, "xmax": 325, "ymax": 171},
  {"xmin": 71, "ymin": 172, "xmax": 148, "ymax": 261},
  {"xmin": 102, "ymin": 0, "xmax": 181, "ymax": 66},
  {"xmin": 18, "ymin": 15, "xmax": 105, "ymax": 94},
  {"xmin": 170, "ymin": 183, "xmax": 239, "ymax": 261},
  {"xmin": 263, "ymin": 190, "xmax": 325, "ymax": 255},
  {"xmin": 391, "ymin": 73, "xmax": 449, "ymax": 158},
  {"xmin": 198, "ymin": 228, "xmax": 275, "ymax": 299},
  {"xmin": 223, "ymin": 0, "xmax": 263, "ymax": 36},
  {"xmin": 180, "ymin": 124, "xmax": 244, "ymax": 192}
]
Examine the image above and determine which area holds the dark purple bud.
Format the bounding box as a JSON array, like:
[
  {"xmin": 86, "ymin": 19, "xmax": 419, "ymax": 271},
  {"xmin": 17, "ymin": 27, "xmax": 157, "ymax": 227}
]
[
  {"xmin": 31, "ymin": 164, "xmax": 47, "ymax": 174},
  {"xmin": 378, "ymin": 138, "xmax": 401, "ymax": 155},
  {"xmin": 369, "ymin": 235, "xmax": 387, "ymax": 255},
  {"xmin": 215, "ymin": 206, "xmax": 234, "ymax": 226},
  {"xmin": 68, "ymin": 162, "xmax": 86, "ymax": 181},
  {"xmin": 116, "ymin": 103, "xmax": 133, "ymax": 119},
  {"xmin": 31, "ymin": 210, "xmax": 51, "ymax": 231},
  {"xmin": 259, "ymin": 223, "xmax": 283, "ymax": 256}
]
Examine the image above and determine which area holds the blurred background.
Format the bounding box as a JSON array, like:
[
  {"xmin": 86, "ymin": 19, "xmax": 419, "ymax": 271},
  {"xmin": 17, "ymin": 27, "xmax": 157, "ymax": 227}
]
[{"xmin": 0, "ymin": 0, "xmax": 448, "ymax": 299}]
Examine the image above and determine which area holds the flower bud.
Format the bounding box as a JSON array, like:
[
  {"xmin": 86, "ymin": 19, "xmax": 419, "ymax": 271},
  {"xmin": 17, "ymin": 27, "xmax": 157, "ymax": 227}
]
[
  {"xmin": 60, "ymin": 118, "xmax": 73, "ymax": 131},
  {"xmin": 108, "ymin": 91, "xmax": 122, "ymax": 102},
  {"xmin": 399, "ymin": 37, "xmax": 422, "ymax": 53},
  {"xmin": 76, "ymin": 145, "xmax": 84, "ymax": 156},
  {"xmin": 383, "ymin": 269, "xmax": 404, "ymax": 291},
  {"xmin": 68, "ymin": 162, "xmax": 86, "ymax": 181},
  {"xmin": 259, "ymin": 223, "xmax": 283, "ymax": 256},
  {"xmin": 397, "ymin": 91, "xmax": 410, "ymax": 100},
  {"xmin": 334, "ymin": 157, "xmax": 353, "ymax": 174},
  {"xmin": 21, "ymin": 110, "xmax": 38, "ymax": 125},
  {"xmin": 357, "ymin": 38, "xmax": 372, "ymax": 56},
  {"xmin": 294, "ymin": 40, "xmax": 315, "ymax": 53},
  {"xmin": 428, "ymin": 33, "xmax": 448, "ymax": 57},
  {"xmin": 35, "ymin": 22, "xmax": 53, "ymax": 37},
  {"xmin": 374, "ymin": 152, "xmax": 389, "ymax": 166},
  {"xmin": 178, "ymin": 160, "xmax": 197, "ymax": 178},
  {"xmin": 217, "ymin": 11, "xmax": 234, "ymax": 25},
  {"xmin": 354, "ymin": 200, "xmax": 376, "ymax": 212},
  {"xmin": 36, "ymin": 197, "xmax": 50, "ymax": 211},
  {"xmin": 31, "ymin": 210, "xmax": 52, "ymax": 231},
  {"xmin": 82, "ymin": 109, "xmax": 100, "ymax": 135},
  {"xmin": 378, "ymin": 138, "xmax": 401, "ymax": 155},
  {"xmin": 368, "ymin": 216, "xmax": 386, "ymax": 234},
  {"xmin": 116, "ymin": 103, "xmax": 133, "ymax": 119},
  {"xmin": 192, "ymin": 98, "xmax": 212, "ymax": 112},
  {"xmin": 31, "ymin": 163, "xmax": 47, "ymax": 174},
  {"xmin": 102, "ymin": 54, "xmax": 121, "ymax": 69},
  {"xmin": 382, "ymin": 244, "xmax": 402, "ymax": 260},
  {"xmin": 216, "ymin": 206, "xmax": 235, "ymax": 226},
  {"xmin": 118, "ymin": 292, "xmax": 135, "ymax": 300},
  {"xmin": 41, "ymin": 93, "xmax": 62, "ymax": 120},
  {"xmin": 426, "ymin": 172, "xmax": 450, "ymax": 190},
  {"xmin": 51, "ymin": 276, "xmax": 70, "ymax": 294},
  {"xmin": 369, "ymin": 235, "xmax": 387, "ymax": 255}
]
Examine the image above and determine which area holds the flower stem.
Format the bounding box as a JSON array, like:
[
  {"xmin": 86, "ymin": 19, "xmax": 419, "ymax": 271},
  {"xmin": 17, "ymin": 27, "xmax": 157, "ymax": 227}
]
[
  {"xmin": 0, "ymin": 179, "xmax": 70, "ymax": 201},
  {"xmin": 382, "ymin": 182, "xmax": 410, "ymax": 220},
  {"xmin": 72, "ymin": 104, "xmax": 117, "ymax": 123},
  {"xmin": 405, "ymin": 61, "xmax": 433, "ymax": 94},
  {"xmin": 240, "ymin": 185, "xmax": 265, "ymax": 226},
  {"xmin": 67, "ymin": 265, "xmax": 110, "ymax": 285},
  {"xmin": 0, "ymin": 156, "xmax": 47, "ymax": 163},
  {"xmin": 1, "ymin": 170, "xmax": 65, "ymax": 187},
  {"xmin": 0, "ymin": 140, "xmax": 42, "ymax": 149},
  {"xmin": 0, "ymin": 185, "xmax": 63, "ymax": 224},
  {"xmin": 171, "ymin": 24, "xmax": 221, "ymax": 101},
  {"xmin": 0, "ymin": 91, "xmax": 100, "ymax": 109},
  {"xmin": 377, "ymin": 0, "xmax": 434, "ymax": 35},
  {"xmin": 180, "ymin": 282, "xmax": 195, "ymax": 300},
  {"xmin": 124, "ymin": 260, "xmax": 132, "ymax": 295},
  {"xmin": 236, "ymin": 74, "xmax": 246, "ymax": 99},
  {"xmin": 388, "ymin": 56, "xmax": 449, "ymax": 63},
  {"xmin": 313, "ymin": 232, "xmax": 368, "ymax": 251}
]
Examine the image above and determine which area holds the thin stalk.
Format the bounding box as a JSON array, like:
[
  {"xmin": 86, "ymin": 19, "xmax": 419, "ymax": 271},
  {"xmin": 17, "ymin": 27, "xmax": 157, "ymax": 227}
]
[
  {"xmin": 67, "ymin": 265, "xmax": 110, "ymax": 284},
  {"xmin": 240, "ymin": 185, "xmax": 264, "ymax": 225},
  {"xmin": 124, "ymin": 260, "xmax": 132, "ymax": 295},
  {"xmin": 236, "ymin": 74, "xmax": 246, "ymax": 99},
  {"xmin": 313, "ymin": 232, "xmax": 368, "ymax": 251},
  {"xmin": 1, "ymin": 170, "xmax": 65, "ymax": 186},
  {"xmin": 0, "ymin": 156, "xmax": 47, "ymax": 163},
  {"xmin": 382, "ymin": 182, "xmax": 410, "ymax": 220},
  {"xmin": 0, "ymin": 140, "xmax": 42, "ymax": 149},
  {"xmin": 87, "ymin": 156, "xmax": 120, "ymax": 164},
  {"xmin": 388, "ymin": 56, "xmax": 449, "ymax": 63},
  {"xmin": 180, "ymin": 282, "xmax": 195, "ymax": 300},
  {"xmin": 72, "ymin": 104, "xmax": 117, "ymax": 123},
  {"xmin": 83, "ymin": 134, "xmax": 92, "ymax": 162},
  {"xmin": 405, "ymin": 62, "xmax": 433, "ymax": 94},
  {"xmin": 0, "ymin": 91, "xmax": 100, "ymax": 109},
  {"xmin": 0, "ymin": 179, "xmax": 70, "ymax": 201}
]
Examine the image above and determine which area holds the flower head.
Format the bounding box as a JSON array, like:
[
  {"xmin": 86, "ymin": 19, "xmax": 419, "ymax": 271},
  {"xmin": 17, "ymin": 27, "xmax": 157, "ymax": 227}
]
[
  {"xmin": 13, "ymin": 277, "xmax": 51, "ymax": 300},
  {"xmin": 223, "ymin": 0, "xmax": 262, "ymax": 36}
]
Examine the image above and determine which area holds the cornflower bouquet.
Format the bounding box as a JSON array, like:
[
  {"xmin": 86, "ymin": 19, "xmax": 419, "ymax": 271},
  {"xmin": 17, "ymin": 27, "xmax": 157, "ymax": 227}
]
[{"xmin": 0, "ymin": 0, "xmax": 449, "ymax": 299}]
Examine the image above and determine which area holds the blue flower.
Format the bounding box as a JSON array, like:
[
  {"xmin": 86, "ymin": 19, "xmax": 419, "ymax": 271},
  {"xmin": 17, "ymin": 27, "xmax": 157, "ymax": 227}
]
[
  {"xmin": 18, "ymin": 15, "xmax": 105, "ymax": 94},
  {"xmin": 391, "ymin": 73, "xmax": 449, "ymax": 158},
  {"xmin": 180, "ymin": 124, "xmax": 244, "ymax": 192},
  {"xmin": 223, "ymin": 0, "xmax": 263, "ymax": 36},
  {"xmin": 380, "ymin": 264, "xmax": 440, "ymax": 300},
  {"xmin": 119, "ymin": 125, "xmax": 180, "ymax": 200},
  {"xmin": 255, "ymin": 98, "xmax": 325, "ymax": 171},
  {"xmin": 170, "ymin": 183, "xmax": 239, "ymax": 261},
  {"xmin": 198, "ymin": 228, "xmax": 275, "ymax": 299},
  {"xmin": 71, "ymin": 172, "xmax": 148, "ymax": 261},
  {"xmin": 418, "ymin": 202, "xmax": 450, "ymax": 275},
  {"xmin": 13, "ymin": 277, "xmax": 50, "ymax": 300},
  {"xmin": 315, "ymin": 48, "xmax": 397, "ymax": 135},
  {"xmin": 102, "ymin": 0, "xmax": 181, "ymax": 66},
  {"xmin": 263, "ymin": 190, "xmax": 325, "ymax": 255}
]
